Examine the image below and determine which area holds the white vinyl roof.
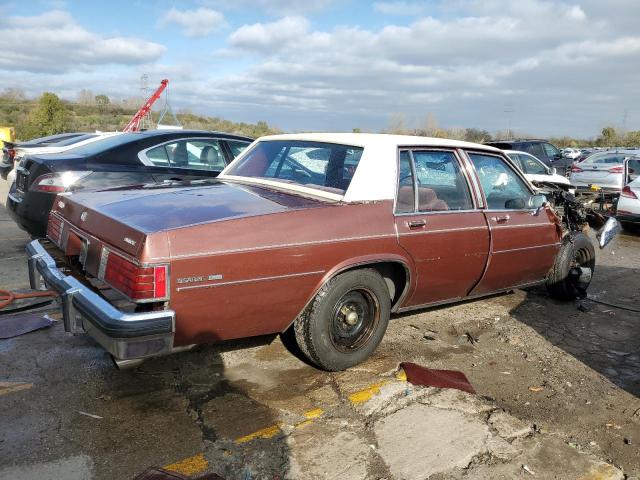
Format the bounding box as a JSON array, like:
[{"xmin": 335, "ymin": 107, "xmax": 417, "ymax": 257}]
[{"xmin": 219, "ymin": 133, "xmax": 502, "ymax": 203}]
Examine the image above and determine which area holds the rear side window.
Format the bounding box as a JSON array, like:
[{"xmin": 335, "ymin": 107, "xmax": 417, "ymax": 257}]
[
  {"xmin": 628, "ymin": 159, "xmax": 640, "ymax": 183},
  {"xmin": 468, "ymin": 153, "xmax": 531, "ymax": 210},
  {"xmin": 522, "ymin": 143, "xmax": 545, "ymax": 159},
  {"xmin": 395, "ymin": 149, "xmax": 473, "ymax": 213},
  {"xmin": 144, "ymin": 139, "xmax": 226, "ymax": 170},
  {"xmin": 542, "ymin": 143, "xmax": 560, "ymax": 158}
]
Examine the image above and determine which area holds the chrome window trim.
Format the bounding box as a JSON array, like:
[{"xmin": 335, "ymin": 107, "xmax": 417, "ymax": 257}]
[
  {"xmin": 393, "ymin": 146, "xmax": 480, "ymax": 216},
  {"xmin": 137, "ymin": 136, "xmax": 232, "ymax": 169}
]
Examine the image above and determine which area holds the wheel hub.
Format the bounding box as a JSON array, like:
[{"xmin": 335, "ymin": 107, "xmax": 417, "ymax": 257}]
[{"xmin": 341, "ymin": 305, "xmax": 360, "ymax": 326}]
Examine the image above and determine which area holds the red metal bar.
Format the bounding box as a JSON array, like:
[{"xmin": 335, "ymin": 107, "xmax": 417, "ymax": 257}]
[{"xmin": 123, "ymin": 79, "xmax": 169, "ymax": 132}]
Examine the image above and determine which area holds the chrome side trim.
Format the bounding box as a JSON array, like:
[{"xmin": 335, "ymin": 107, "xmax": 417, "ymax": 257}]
[
  {"xmin": 397, "ymin": 225, "xmax": 486, "ymax": 236},
  {"xmin": 493, "ymin": 242, "xmax": 561, "ymax": 254},
  {"xmin": 491, "ymin": 223, "xmax": 552, "ymax": 229},
  {"xmin": 153, "ymin": 233, "xmax": 398, "ymax": 261},
  {"xmin": 176, "ymin": 269, "xmax": 325, "ymax": 292}
]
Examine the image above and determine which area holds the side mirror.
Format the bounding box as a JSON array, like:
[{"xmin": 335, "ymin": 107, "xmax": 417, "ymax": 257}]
[
  {"xmin": 548, "ymin": 167, "xmax": 557, "ymax": 175},
  {"xmin": 598, "ymin": 217, "xmax": 621, "ymax": 249},
  {"xmin": 528, "ymin": 193, "xmax": 547, "ymax": 209}
]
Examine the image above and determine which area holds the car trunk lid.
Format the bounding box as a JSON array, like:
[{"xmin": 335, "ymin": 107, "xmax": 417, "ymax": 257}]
[{"xmin": 52, "ymin": 180, "xmax": 325, "ymax": 257}]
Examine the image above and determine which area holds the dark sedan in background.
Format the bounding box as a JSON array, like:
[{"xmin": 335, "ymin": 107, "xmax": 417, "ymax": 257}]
[{"xmin": 7, "ymin": 129, "xmax": 252, "ymax": 236}]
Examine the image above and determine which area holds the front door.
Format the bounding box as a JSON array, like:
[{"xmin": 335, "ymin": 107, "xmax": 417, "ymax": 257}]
[
  {"xmin": 395, "ymin": 149, "xmax": 490, "ymax": 307},
  {"xmin": 465, "ymin": 151, "xmax": 561, "ymax": 295}
]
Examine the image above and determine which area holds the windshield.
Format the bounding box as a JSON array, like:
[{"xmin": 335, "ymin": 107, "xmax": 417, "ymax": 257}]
[{"xmin": 224, "ymin": 140, "xmax": 364, "ymax": 195}]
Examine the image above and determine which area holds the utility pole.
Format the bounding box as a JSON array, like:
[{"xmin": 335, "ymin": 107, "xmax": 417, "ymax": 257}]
[{"xmin": 504, "ymin": 103, "xmax": 514, "ymax": 139}]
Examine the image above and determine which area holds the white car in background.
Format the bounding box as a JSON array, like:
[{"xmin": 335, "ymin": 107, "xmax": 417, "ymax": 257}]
[
  {"xmin": 569, "ymin": 150, "xmax": 640, "ymax": 195},
  {"xmin": 505, "ymin": 150, "xmax": 573, "ymax": 192},
  {"xmin": 5, "ymin": 132, "xmax": 121, "ymax": 186},
  {"xmin": 616, "ymin": 157, "xmax": 640, "ymax": 227}
]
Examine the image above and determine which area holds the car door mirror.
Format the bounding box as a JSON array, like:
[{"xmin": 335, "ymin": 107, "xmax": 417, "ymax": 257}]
[
  {"xmin": 528, "ymin": 193, "xmax": 547, "ymax": 209},
  {"xmin": 598, "ymin": 217, "xmax": 621, "ymax": 249},
  {"xmin": 548, "ymin": 167, "xmax": 557, "ymax": 175}
]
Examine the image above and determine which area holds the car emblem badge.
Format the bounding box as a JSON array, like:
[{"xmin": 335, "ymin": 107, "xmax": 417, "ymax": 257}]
[
  {"xmin": 80, "ymin": 211, "xmax": 88, "ymax": 222},
  {"xmin": 58, "ymin": 201, "xmax": 65, "ymax": 209},
  {"xmin": 124, "ymin": 237, "xmax": 137, "ymax": 246}
]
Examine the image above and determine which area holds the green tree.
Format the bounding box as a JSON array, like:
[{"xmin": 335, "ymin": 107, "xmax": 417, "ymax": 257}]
[
  {"xmin": 23, "ymin": 92, "xmax": 71, "ymax": 139},
  {"xmin": 464, "ymin": 128, "xmax": 492, "ymax": 143},
  {"xmin": 95, "ymin": 94, "xmax": 110, "ymax": 106},
  {"xmin": 598, "ymin": 126, "xmax": 618, "ymax": 147}
]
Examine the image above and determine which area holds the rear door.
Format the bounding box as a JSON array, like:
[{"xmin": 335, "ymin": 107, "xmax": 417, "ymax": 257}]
[
  {"xmin": 395, "ymin": 148, "xmax": 490, "ymax": 307},
  {"xmin": 465, "ymin": 151, "xmax": 560, "ymax": 295}
]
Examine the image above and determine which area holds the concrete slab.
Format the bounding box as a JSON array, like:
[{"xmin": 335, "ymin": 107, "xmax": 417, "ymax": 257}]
[{"xmin": 374, "ymin": 403, "xmax": 490, "ymax": 479}]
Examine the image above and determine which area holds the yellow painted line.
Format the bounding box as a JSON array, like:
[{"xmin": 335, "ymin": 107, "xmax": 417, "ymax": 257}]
[
  {"xmin": 163, "ymin": 453, "xmax": 208, "ymax": 476},
  {"xmin": 348, "ymin": 380, "xmax": 388, "ymax": 405},
  {"xmin": 304, "ymin": 407, "xmax": 324, "ymax": 419},
  {"xmin": 0, "ymin": 382, "xmax": 33, "ymax": 397},
  {"xmin": 395, "ymin": 368, "xmax": 407, "ymax": 382},
  {"xmin": 235, "ymin": 423, "xmax": 282, "ymax": 444}
]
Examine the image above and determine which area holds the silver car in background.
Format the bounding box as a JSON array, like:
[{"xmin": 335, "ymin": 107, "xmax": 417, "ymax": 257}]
[{"xmin": 569, "ymin": 150, "xmax": 640, "ymax": 194}]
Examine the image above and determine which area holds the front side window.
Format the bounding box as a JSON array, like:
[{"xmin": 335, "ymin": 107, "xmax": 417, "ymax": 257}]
[
  {"xmin": 395, "ymin": 149, "xmax": 473, "ymax": 213},
  {"xmin": 145, "ymin": 139, "xmax": 226, "ymax": 170},
  {"xmin": 518, "ymin": 154, "xmax": 547, "ymax": 175},
  {"xmin": 468, "ymin": 153, "xmax": 532, "ymax": 210},
  {"xmin": 542, "ymin": 142, "xmax": 560, "ymax": 158},
  {"xmin": 225, "ymin": 140, "xmax": 364, "ymax": 195},
  {"xmin": 228, "ymin": 140, "xmax": 251, "ymax": 158}
]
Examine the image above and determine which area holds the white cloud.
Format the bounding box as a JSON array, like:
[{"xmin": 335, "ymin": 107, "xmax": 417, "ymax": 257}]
[
  {"xmin": 0, "ymin": 10, "xmax": 165, "ymax": 73},
  {"xmin": 229, "ymin": 16, "xmax": 310, "ymax": 52},
  {"xmin": 158, "ymin": 7, "xmax": 226, "ymax": 38}
]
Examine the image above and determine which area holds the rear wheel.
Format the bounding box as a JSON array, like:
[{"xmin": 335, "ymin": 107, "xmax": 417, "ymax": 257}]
[
  {"xmin": 294, "ymin": 269, "xmax": 391, "ymax": 371},
  {"xmin": 546, "ymin": 232, "xmax": 595, "ymax": 300}
]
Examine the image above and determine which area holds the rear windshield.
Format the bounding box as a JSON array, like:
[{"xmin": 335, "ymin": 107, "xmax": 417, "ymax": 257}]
[
  {"xmin": 66, "ymin": 133, "xmax": 139, "ymax": 156},
  {"xmin": 583, "ymin": 152, "xmax": 637, "ymax": 165},
  {"xmin": 225, "ymin": 140, "xmax": 364, "ymax": 195}
]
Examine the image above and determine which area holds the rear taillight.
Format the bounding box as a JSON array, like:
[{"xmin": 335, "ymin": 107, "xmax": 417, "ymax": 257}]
[
  {"xmin": 571, "ymin": 165, "xmax": 583, "ymax": 173},
  {"xmin": 621, "ymin": 185, "xmax": 638, "ymax": 199},
  {"xmin": 102, "ymin": 249, "xmax": 169, "ymax": 302},
  {"xmin": 608, "ymin": 166, "xmax": 624, "ymax": 173},
  {"xmin": 30, "ymin": 171, "xmax": 92, "ymax": 193}
]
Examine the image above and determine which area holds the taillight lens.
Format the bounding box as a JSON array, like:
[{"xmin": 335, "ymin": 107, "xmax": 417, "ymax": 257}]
[
  {"xmin": 102, "ymin": 249, "xmax": 169, "ymax": 301},
  {"xmin": 609, "ymin": 166, "xmax": 624, "ymax": 173},
  {"xmin": 621, "ymin": 185, "xmax": 638, "ymax": 199},
  {"xmin": 30, "ymin": 171, "xmax": 92, "ymax": 193},
  {"xmin": 571, "ymin": 165, "xmax": 583, "ymax": 173}
]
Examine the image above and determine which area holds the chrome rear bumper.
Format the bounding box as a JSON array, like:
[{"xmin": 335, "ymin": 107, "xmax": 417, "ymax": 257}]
[{"xmin": 26, "ymin": 240, "xmax": 175, "ymax": 361}]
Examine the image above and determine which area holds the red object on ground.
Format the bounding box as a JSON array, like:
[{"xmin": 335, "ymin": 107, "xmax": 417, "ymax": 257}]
[
  {"xmin": 400, "ymin": 362, "xmax": 476, "ymax": 394},
  {"xmin": 0, "ymin": 289, "xmax": 57, "ymax": 310}
]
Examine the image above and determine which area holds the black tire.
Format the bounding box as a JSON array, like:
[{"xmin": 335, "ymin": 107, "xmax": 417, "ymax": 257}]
[
  {"xmin": 294, "ymin": 269, "xmax": 391, "ymax": 371},
  {"xmin": 546, "ymin": 232, "xmax": 595, "ymax": 300}
]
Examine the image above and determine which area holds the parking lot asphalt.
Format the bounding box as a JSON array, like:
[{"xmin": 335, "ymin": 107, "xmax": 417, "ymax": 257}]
[{"xmin": 0, "ymin": 180, "xmax": 638, "ymax": 480}]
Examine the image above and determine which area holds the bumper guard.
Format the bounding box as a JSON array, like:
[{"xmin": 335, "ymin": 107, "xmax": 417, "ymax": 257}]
[{"xmin": 26, "ymin": 240, "xmax": 175, "ymax": 361}]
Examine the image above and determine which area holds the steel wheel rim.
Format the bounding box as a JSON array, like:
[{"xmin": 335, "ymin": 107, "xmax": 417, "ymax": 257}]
[
  {"xmin": 330, "ymin": 288, "xmax": 379, "ymax": 353},
  {"xmin": 568, "ymin": 246, "xmax": 593, "ymax": 288}
]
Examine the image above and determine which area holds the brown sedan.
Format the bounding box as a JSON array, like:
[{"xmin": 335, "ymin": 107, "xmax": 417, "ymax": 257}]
[{"xmin": 26, "ymin": 133, "xmax": 600, "ymax": 370}]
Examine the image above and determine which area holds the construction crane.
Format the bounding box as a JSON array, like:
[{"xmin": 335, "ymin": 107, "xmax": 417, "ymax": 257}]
[{"xmin": 123, "ymin": 79, "xmax": 169, "ymax": 132}]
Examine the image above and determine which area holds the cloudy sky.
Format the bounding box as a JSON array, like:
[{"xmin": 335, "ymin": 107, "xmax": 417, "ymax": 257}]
[{"xmin": 1, "ymin": 0, "xmax": 639, "ymax": 137}]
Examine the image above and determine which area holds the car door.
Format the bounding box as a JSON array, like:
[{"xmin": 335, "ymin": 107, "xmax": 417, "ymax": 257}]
[
  {"xmin": 465, "ymin": 151, "xmax": 561, "ymax": 295},
  {"xmin": 395, "ymin": 148, "xmax": 490, "ymax": 307},
  {"xmin": 139, "ymin": 138, "xmax": 230, "ymax": 183}
]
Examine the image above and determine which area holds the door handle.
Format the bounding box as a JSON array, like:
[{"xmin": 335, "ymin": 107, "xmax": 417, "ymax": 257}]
[
  {"xmin": 407, "ymin": 219, "xmax": 427, "ymax": 229},
  {"xmin": 491, "ymin": 214, "xmax": 511, "ymax": 223}
]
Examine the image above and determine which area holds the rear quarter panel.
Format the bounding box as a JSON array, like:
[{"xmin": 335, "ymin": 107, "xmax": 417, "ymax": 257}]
[{"xmin": 162, "ymin": 201, "xmax": 408, "ymax": 345}]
